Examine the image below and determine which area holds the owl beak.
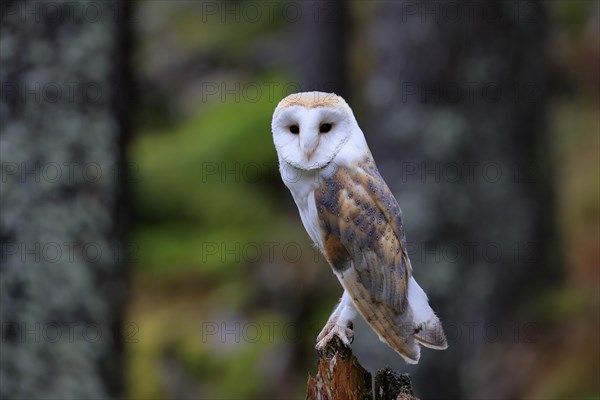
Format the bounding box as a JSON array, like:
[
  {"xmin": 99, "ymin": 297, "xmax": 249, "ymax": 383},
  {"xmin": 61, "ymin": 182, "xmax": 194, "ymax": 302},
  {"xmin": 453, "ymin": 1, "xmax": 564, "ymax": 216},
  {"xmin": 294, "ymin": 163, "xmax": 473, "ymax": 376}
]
[{"xmin": 300, "ymin": 132, "xmax": 319, "ymax": 160}]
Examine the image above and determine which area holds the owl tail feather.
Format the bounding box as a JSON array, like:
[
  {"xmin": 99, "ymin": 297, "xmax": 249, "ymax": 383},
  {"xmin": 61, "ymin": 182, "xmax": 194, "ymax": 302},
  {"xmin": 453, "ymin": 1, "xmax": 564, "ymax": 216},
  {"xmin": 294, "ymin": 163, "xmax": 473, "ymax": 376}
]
[
  {"xmin": 337, "ymin": 269, "xmax": 446, "ymax": 364},
  {"xmin": 339, "ymin": 273, "xmax": 422, "ymax": 364},
  {"xmin": 364, "ymin": 308, "xmax": 422, "ymax": 365},
  {"xmin": 375, "ymin": 277, "xmax": 448, "ymax": 364},
  {"xmin": 408, "ymin": 277, "xmax": 448, "ymax": 350}
]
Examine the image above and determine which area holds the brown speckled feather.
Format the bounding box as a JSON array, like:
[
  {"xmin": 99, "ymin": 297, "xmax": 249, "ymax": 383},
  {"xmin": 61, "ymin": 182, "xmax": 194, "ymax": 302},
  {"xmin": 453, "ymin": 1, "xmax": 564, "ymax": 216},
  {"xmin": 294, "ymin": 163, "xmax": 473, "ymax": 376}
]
[{"xmin": 315, "ymin": 154, "xmax": 420, "ymax": 360}]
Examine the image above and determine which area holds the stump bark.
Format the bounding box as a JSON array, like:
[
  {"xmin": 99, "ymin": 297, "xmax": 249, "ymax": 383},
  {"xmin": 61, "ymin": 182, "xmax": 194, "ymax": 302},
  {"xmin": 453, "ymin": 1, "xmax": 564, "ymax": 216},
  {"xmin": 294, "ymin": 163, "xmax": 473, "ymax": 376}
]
[{"xmin": 306, "ymin": 337, "xmax": 416, "ymax": 400}]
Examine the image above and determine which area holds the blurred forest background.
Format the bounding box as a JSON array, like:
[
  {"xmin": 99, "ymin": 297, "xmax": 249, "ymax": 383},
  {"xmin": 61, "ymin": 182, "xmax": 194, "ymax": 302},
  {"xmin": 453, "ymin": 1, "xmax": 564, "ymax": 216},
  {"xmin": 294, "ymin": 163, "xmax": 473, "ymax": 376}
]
[{"xmin": 1, "ymin": 1, "xmax": 598, "ymax": 399}]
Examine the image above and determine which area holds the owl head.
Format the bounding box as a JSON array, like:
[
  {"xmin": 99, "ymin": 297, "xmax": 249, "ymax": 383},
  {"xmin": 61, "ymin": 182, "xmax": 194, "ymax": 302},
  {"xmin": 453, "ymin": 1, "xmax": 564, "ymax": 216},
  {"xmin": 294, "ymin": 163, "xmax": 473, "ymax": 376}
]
[{"xmin": 272, "ymin": 92, "xmax": 367, "ymax": 170}]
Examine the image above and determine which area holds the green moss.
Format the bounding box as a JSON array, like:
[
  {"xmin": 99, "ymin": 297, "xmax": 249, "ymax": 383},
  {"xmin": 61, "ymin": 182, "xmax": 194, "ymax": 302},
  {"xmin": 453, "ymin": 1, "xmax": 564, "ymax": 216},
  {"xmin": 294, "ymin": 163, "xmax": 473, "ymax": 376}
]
[
  {"xmin": 552, "ymin": 1, "xmax": 596, "ymax": 41},
  {"xmin": 135, "ymin": 1, "xmax": 284, "ymax": 66},
  {"xmin": 131, "ymin": 97, "xmax": 279, "ymax": 225},
  {"xmin": 126, "ymin": 298, "xmax": 293, "ymax": 399},
  {"xmin": 133, "ymin": 223, "xmax": 264, "ymax": 278},
  {"xmin": 173, "ymin": 312, "xmax": 292, "ymax": 397},
  {"xmin": 525, "ymin": 286, "xmax": 589, "ymax": 322}
]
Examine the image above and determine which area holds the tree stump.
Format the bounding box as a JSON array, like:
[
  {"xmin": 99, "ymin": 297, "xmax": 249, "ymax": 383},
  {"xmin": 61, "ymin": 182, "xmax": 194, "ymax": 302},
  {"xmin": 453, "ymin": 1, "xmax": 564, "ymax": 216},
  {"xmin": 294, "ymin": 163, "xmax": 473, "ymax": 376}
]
[{"xmin": 306, "ymin": 337, "xmax": 417, "ymax": 400}]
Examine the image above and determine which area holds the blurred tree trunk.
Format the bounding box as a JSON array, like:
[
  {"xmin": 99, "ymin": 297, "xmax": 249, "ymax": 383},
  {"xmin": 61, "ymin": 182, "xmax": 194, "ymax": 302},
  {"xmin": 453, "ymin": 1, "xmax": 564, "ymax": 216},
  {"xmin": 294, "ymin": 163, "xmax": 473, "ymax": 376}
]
[
  {"xmin": 294, "ymin": 0, "xmax": 349, "ymax": 98},
  {"xmin": 364, "ymin": 1, "xmax": 557, "ymax": 399},
  {"xmin": 1, "ymin": 1, "xmax": 131, "ymax": 398}
]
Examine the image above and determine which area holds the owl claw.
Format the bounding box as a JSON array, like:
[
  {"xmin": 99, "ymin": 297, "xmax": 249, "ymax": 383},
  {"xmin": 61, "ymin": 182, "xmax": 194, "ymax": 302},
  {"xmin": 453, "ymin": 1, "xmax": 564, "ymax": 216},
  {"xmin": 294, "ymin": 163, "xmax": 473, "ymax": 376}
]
[{"xmin": 315, "ymin": 322, "xmax": 354, "ymax": 352}]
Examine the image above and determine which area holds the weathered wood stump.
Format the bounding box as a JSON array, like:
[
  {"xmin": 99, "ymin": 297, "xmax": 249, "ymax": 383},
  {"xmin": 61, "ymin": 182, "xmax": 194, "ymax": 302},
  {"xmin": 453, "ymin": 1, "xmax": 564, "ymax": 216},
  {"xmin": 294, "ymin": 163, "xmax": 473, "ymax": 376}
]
[{"xmin": 306, "ymin": 337, "xmax": 417, "ymax": 400}]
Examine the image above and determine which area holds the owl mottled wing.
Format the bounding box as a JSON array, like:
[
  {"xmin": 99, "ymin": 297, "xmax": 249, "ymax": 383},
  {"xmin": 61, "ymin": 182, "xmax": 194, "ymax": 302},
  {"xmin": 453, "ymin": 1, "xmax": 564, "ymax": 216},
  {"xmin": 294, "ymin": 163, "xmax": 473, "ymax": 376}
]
[
  {"xmin": 315, "ymin": 156, "xmax": 418, "ymax": 314},
  {"xmin": 315, "ymin": 155, "xmax": 420, "ymax": 360},
  {"xmin": 316, "ymin": 156, "xmax": 409, "ymax": 308}
]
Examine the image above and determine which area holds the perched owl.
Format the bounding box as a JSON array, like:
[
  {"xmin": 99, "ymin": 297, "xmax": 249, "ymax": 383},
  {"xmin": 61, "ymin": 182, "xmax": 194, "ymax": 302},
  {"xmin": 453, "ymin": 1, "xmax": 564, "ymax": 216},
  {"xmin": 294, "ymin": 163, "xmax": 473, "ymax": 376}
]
[{"xmin": 271, "ymin": 92, "xmax": 447, "ymax": 363}]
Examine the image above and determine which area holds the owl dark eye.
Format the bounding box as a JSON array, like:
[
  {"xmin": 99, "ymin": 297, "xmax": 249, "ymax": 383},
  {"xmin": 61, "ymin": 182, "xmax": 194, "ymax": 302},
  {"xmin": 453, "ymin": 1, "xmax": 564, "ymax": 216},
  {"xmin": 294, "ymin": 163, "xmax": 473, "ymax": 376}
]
[
  {"xmin": 320, "ymin": 123, "xmax": 332, "ymax": 133},
  {"xmin": 289, "ymin": 125, "xmax": 299, "ymax": 134}
]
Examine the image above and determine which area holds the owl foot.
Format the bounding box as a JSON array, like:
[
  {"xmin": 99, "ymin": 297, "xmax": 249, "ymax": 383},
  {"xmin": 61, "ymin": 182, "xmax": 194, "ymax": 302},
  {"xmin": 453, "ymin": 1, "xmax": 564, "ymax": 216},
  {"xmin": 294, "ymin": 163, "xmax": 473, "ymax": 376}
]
[{"xmin": 315, "ymin": 321, "xmax": 354, "ymax": 353}]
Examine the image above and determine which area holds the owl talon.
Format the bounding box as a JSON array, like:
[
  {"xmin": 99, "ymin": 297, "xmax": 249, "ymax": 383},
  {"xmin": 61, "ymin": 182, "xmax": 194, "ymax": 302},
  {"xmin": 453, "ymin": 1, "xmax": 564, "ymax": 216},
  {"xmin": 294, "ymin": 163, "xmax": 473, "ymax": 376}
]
[
  {"xmin": 315, "ymin": 323, "xmax": 354, "ymax": 351},
  {"xmin": 317, "ymin": 322, "xmax": 335, "ymax": 343}
]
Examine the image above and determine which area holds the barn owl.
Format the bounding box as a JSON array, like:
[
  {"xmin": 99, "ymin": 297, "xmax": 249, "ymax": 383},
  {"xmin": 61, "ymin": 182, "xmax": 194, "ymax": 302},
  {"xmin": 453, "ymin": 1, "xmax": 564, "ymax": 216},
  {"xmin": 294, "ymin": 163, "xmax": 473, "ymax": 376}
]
[{"xmin": 271, "ymin": 92, "xmax": 447, "ymax": 363}]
